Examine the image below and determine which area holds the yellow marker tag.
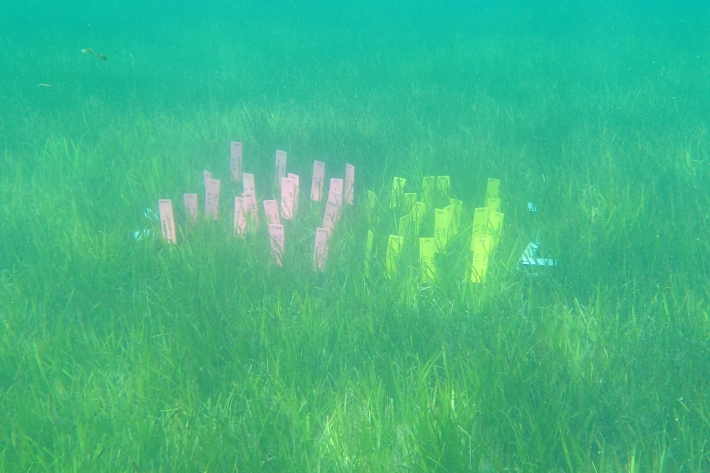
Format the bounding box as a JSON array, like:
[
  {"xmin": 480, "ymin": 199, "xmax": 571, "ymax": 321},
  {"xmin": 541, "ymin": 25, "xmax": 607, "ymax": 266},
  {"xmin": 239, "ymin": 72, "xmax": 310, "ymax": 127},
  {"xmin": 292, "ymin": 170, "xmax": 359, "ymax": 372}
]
[
  {"xmin": 487, "ymin": 211, "xmax": 505, "ymax": 253},
  {"xmin": 386, "ymin": 234, "xmax": 404, "ymax": 280},
  {"xmin": 411, "ymin": 202, "xmax": 426, "ymax": 234},
  {"xmin": 471, "ymin": 237, "xmax": 492, "ymax": 283},
  {"xmin": 403, "ymin": 193, "xmax": 417, "ymax": 213},
  {"xmin": 367, "ymin": 190, "xmax": 377, "ymax": 209},
  {"xmin": 485, "ymin": 178, "xmax": 500, "ymax": 203},
  {"xmin": 437, "ymin": 176, "xmax": 451, "ymax": 198},
  {"xmin": 434, "ymin": 207, "xmax": 452, "ymax": 250},
  {"xmin": 486, "ymin": 197, "xmax": 501, "ymax": 212},
  {"xmin": 419, "ymin": 237, "xmax": 437, "ymax": 283},
  {"xmin": 390, "ymin": 177, "xmax": 406, "ymax": 209},
  {"xmin": 471, "ymin": 207, "xmax": 491, "ymax": 250},
  {"xmin": 365, "ymin": 230, "xmax": 374, "ymax": 278},
  {"xmin": 448, "ymin": 198, "xmax": 462, "ymax": 236},
  {"xmin": 422, "ymin": 176, "xmax": 436, "ymax": 205},
  {"xmin": 398, "ymin": 215, "xmax": 411, "ymax": 237},
  {"xmin": 486, "ymin": 178, "xmax": 500, "ymax": 195}
]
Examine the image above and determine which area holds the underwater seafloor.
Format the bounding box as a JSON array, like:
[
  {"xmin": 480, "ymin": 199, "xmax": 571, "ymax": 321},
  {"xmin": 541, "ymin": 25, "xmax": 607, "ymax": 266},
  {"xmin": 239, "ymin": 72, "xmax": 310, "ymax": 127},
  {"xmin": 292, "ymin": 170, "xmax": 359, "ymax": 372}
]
[{"xmin": 1, "ymin": 1, "xmax": 709, "ymax": 471}]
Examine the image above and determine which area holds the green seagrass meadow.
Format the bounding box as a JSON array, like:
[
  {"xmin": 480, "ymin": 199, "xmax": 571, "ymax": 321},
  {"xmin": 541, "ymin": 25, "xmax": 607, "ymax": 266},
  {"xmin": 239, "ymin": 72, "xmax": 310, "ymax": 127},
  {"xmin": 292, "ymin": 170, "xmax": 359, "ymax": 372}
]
[{"xmin": 1, "ymin": 3, "xmax": 709, "ymax": 471}]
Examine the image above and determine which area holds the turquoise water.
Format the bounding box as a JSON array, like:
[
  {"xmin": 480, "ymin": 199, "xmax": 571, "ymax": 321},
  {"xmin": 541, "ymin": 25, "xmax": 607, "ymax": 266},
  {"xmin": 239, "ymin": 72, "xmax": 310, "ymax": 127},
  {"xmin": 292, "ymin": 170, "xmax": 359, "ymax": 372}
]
[{"xmin": 1, "ymin": 1, "xmax": 709, "ymax": 471}]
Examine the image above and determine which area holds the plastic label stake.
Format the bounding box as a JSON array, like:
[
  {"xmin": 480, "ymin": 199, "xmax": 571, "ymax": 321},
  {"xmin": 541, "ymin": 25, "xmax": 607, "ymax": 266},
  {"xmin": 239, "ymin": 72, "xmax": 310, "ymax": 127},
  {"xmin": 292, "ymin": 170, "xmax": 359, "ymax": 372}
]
[
  {"xmin": 242, "ymin": 173, "xmax": 255, "ymax": 194},
  {"xmin": 329, "ymin": 178, "xmax": 343, "ymax": 207},
  {"xmin": 471, "ymin": 207, "xmax": 491, "ymax": 250},
  {"xmin": 434, "ymin": 207, "xmax": 452, "ymax": 250},
  {"xmin": 365, "ymin": 229, "xmax": 374, "ymax": 278},
  {"xmin": 311, "ymin": 161, "xmax": 325, "ymax": 202},
  {"xmin": 403, "ymin": 193, "xmax": 417, "ymax": 213},
  {"xmin": 471, "ymin": 237, "xmax": 492, "ymax": 283},
  {"xmin": 486, "ymin": 197, "xmax": 501, "ymax": 212},
  {"xmin": 183, "ymin": 193, "xmax": 198, "ymax": 223},
  {"xmin": 241, "ymin": 191, "xmax": 259, "ymax": 226},
  {"xmin": 281, "ymin": 177, "xmax": 295, "ymax": 220},
  {"xmin": 268, "ymin": 224, "xmax": 285, "ymax": 266},
  {"xmin": 322, "ymin": 190, "xmax": 341, "ymax": 234},
  {"xmin": 288, "ymin": 173, "xmax": 300, "ymax": 215},
  {"xmin": 437, "ymin": 176, "xmax": 450, "ymax": 198},
  {"xmin": 398, "ymin": 215, "xmax": 411, "ymax": 237},
  {"xmin": 420, "ymin": 237, "xmax": 437, "ymax": 283},
  {"xmin": 205, "ymin": 179, "xmax": 220, "ymax": 220},
  {"xmin": 449, "ymin": 198, "xmax": 462, "ymax": 235},
  {"xmin": 313, "ymin": 228, "xmax": 329, "ymax": 272},
  {"xmin": 390, "ymin": 177, "xmax": 406, "ymax": 209},
  {"xmin": 158, "ymin": 199, "xmax": 177, "ymax": 244},
  {"xmin": 345, "ymin": 164, "xmax": 355, "ymax": 205},
  {"xmin": 234, "ymin": 197, "xmax": 247, "ymax": 237},
  {"xmin": 485, "ymin": 178, "xmax": 501, "ymax": 207},
  {"xmin": 230, "ymin": 141, "xmax": 242, "ymax": 182},
  {"xmin": 411, "ymin": 202, "xmax": 426, "ymax": 235},
  {"xmin": 487, "ymin": 211, "xmax": 505, "ymax": 254},
  {"xmin": 422, "ymin": 176, "xmax": 436, "ymax": 205},
  {"xmin": 263, "ymin": 199, "xmax": 280, "ymax": 225},
  {"xmin": 386, "ymin": 235, "xmax": 404, "ymax": 280},
  {"xmin": 275, "ymin": 150, "xmax": 287, "ymax": 188}
]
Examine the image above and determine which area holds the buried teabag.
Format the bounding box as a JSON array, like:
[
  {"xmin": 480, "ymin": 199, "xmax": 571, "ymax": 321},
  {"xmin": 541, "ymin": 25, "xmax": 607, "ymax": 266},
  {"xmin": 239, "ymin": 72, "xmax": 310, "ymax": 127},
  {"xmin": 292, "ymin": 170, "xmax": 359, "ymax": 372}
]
[
  {"xmin": 133, "ymin": 208, "xmax": 159, "ymax": 241},
  {"xmin": 518, "ymin": 242, "xmax": 557, "ymax": 270},
  {"xmin": 518, "ymin": 202, "xmax": 557, "ymax": 272}
]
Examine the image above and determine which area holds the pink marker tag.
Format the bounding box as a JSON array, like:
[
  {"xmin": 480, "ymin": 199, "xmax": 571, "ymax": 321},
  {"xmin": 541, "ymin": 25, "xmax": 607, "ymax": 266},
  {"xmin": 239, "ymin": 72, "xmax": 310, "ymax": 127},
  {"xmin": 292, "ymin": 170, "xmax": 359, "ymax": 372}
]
[
  {"xmin": 322, "ymin": 192, "xmax": 341, "ymax": 234},
  {"xmin": 345, "ymin": 164, "xmax": 355, "ymax": 205},
  {"xmin": 281, "ymin": 177, "xmax": 295, "ymax": 220},
  {"xmin": 205, "ymin": 179, "xmax": 220, "ymax": 220},
  {"xmin": 243, "ymin": 173, "xmax": 255, "ymax": 194},
  {"xmin": 203, "ymin": 170, "xmax": 212, "ymax": 182},
  {"xmin": 183, "ymin": 193, "xmax": 198, "ymax": 222},
  {"xmin": 329, "ymin": 178, "xmax": 343, "ymax": 207},
  {"xmin": 263, "ymin": 199, "xmax": 280, "ymax": 225},
  {"xmin": 313, "ymin": 227, "xmax": 329, "ymax": 272},
  {"xmin": 275, "ymin": 150, "xmax": 287, "ymax": 188},
  {"xmin": 268, "ymin": 224, "xmax": 285, "ymax": 266},
  {"xmin": 311, "ymin": 160, "xmax": 325, "ymax": 202},
  {"xmin": 241, "ymin": 191, "xmax": 259, "ymax": 226},
  {"xmin": 158, "ymin": 199, "xmax": 177, "ymax": 244},
  {"xmin": 288, "ymin": 173, "xmax": 300, "ymax": 215},
  {"xmin": 230, "ymin": 141, "xmax": 242, "ymax": 182},
  {"xmin": 234, "ymin": 197, "xmax": 247, "ymax": 237}
]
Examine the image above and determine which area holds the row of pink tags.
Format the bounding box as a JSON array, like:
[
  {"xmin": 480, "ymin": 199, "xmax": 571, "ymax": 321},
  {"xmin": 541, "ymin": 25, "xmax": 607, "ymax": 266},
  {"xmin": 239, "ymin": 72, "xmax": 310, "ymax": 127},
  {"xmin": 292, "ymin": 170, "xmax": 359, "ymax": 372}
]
[{"xmin": 157, "ymin": 142, "xmax": 355, "ymax": 271}]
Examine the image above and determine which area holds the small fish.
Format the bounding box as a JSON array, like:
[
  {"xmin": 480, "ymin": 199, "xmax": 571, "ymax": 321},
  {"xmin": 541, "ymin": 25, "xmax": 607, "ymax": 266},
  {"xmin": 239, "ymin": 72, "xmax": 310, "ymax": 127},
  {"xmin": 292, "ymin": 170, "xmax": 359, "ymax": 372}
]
[{"xmin": 81, "ymin": 48, "xmax": 107, "ymax": 60}]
